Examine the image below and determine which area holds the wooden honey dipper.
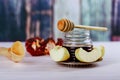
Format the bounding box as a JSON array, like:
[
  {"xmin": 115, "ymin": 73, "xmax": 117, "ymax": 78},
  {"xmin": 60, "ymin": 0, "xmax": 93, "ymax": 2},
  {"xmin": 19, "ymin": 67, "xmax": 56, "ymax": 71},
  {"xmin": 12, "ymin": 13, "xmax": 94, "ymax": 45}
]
[{"xmin": 57, "ymin": 19, "xmax": 108, "ymax": 32}]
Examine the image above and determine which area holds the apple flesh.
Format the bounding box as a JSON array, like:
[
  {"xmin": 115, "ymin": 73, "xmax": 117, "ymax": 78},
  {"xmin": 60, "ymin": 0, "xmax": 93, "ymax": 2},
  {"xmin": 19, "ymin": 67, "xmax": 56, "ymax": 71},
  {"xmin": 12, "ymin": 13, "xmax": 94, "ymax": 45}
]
[
  {"xmin": 50, "ymin": 46, "xmax": 70, "ymax": 62},
  {"xmin": 75, "ymin": 47, "xmax": 102, "ymax": 62}
]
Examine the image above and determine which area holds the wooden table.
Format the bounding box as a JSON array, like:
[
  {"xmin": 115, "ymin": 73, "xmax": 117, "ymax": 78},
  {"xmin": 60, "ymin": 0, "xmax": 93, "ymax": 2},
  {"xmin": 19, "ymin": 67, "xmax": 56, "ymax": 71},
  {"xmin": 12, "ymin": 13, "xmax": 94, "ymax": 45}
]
[{"xmin": 0, "ymin": 42, "xmax": 120, "ymax": 80}]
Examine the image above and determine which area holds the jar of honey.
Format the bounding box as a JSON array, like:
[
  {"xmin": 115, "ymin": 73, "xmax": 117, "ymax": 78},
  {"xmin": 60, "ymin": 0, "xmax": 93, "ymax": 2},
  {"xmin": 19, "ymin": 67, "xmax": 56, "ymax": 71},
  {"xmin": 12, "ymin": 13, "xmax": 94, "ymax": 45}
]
[{"xmin": 63, "ymin": 28, "xmax": 93, "ymax": 62}]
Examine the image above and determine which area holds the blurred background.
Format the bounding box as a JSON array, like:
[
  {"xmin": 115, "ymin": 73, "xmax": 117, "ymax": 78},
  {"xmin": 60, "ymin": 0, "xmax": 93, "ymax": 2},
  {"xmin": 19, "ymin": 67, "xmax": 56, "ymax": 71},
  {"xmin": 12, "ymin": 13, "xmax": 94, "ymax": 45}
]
[{"xmin": 0, "ymin": 0, "xmax": 119, "ymax": 41}]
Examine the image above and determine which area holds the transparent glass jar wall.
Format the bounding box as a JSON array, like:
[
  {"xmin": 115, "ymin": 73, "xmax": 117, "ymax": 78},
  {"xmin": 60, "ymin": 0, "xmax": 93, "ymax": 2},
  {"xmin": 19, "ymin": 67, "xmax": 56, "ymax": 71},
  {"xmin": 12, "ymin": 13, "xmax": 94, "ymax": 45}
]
[{"xmin": 63, "ymin": 28, "xmax": 93, "ymax": 62}]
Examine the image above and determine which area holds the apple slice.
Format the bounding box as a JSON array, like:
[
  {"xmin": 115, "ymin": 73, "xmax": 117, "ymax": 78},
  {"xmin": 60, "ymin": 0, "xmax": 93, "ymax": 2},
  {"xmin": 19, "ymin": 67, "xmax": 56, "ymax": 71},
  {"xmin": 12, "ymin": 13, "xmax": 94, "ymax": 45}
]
[
  {"xmin": 50, "ymin": 46, "xmax": 70, "ymax": 62},
  {"xmin": 75, "ymin": 47, "xmax": 102, "ymax": 62}
]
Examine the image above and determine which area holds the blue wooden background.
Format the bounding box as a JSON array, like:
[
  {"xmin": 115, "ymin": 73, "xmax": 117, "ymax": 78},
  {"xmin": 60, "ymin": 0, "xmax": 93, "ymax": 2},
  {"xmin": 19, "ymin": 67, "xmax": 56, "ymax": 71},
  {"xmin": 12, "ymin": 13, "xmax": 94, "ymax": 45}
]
[{"xmin": 0, "ymin": 0, "xmax": 120, "ymax": 41}]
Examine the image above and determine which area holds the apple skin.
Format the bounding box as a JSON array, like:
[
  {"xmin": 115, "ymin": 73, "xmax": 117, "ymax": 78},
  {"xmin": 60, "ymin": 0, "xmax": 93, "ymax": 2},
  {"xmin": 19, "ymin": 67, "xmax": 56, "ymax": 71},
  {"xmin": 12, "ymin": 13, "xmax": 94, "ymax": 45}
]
[
  {"xmin": 98, "ymin": 45, "xmax": 105, "ymax": 58},
  {"xmin": 50, "ymin": 46, "xmax": 70, "ymax": 62},
  {"xmin": 75, "ymin": 47, "xmax": 102, "ymax": 62}
]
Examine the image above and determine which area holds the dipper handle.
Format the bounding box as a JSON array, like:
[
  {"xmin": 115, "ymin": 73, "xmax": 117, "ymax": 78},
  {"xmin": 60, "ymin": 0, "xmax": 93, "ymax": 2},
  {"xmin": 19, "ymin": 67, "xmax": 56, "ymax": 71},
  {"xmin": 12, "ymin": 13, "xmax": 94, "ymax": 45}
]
[{"xmin": 75, "ymin": 25, "xmax": 108, "ymax": 31}]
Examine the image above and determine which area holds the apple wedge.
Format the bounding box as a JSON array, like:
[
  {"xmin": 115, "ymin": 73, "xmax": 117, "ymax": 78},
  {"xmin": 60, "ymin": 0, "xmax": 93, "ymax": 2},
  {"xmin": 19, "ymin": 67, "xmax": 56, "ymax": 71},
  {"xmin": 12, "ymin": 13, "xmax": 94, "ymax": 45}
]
[
  {"xmin": 75, "ymin": 47, "xmax": 102, "ymax": 62},
  {"xmin": 50, "ymin": 46, "xmax": 70, "ymax": 62}
]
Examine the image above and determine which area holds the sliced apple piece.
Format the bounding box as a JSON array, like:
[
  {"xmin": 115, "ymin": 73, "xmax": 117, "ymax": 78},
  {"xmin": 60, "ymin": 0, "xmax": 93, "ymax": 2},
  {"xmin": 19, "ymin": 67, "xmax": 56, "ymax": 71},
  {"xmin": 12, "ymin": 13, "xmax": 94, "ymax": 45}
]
[
  {"xmin": 50, "ymin": 46, "xmax": 70, "ymax": 62},
  {"xmin": 75, "ymin": 47, "xmax": 102, "ymax": 62}
]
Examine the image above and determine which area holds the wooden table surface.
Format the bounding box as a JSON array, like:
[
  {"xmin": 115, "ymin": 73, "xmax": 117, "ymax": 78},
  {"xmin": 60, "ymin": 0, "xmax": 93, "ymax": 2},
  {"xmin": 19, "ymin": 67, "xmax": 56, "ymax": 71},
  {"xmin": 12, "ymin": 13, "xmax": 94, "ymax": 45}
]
[{"xmin": 0, "ymin": 42, "xmax": 120, "ymax": 80}]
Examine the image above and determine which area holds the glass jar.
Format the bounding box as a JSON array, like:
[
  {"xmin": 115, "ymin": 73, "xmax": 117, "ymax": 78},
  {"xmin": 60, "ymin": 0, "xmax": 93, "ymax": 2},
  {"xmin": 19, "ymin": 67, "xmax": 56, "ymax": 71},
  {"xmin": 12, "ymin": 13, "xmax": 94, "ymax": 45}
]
[{"xmin": 63, "ymin": 28, "xmax": 93, "ymax": 62}]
